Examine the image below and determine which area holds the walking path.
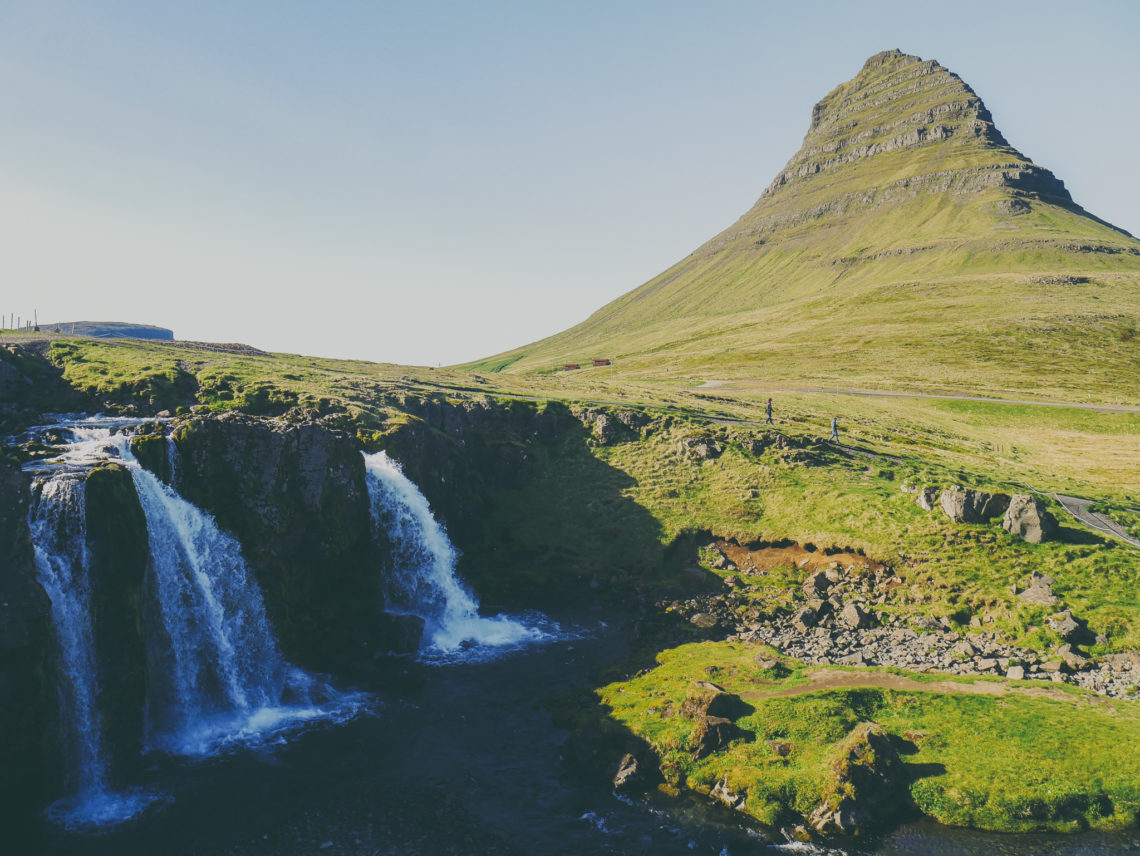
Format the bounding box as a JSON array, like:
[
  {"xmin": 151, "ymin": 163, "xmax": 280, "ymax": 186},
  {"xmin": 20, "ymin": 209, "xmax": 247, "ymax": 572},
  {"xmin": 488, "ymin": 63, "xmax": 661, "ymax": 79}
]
[
  {"xmin": 699, "ymin": 381, "xmax": 1140, "ymax": 414},
  {"xmin": 1051, "ymin": 494, "xmax": 1140, "ymax": 548}
]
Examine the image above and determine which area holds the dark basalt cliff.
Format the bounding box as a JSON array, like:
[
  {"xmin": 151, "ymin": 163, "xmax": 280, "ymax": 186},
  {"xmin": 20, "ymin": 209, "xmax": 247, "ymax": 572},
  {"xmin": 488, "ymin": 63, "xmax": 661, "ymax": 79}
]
[
  {"xmin": 0, "ymin": 456, "xmax": 52, "ymax": 807},
  {"xmin": 166, "ymin": 414, "xmax": 384, "ymax": 670}
]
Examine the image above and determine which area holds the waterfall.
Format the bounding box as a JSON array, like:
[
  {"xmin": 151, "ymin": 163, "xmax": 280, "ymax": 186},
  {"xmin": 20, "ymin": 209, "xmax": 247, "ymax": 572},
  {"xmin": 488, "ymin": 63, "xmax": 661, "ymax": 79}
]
[
  {"xmin": 24, "ymin": 419, "xmax": 364, "ymax": 827},
  {"xmin": 126, "ymin": 446, "xmax": 289, "ymax": 752},
  {"xmin": 363, "ymin": 451, "xmax": 548, "ymax": 658},
  {"xmin": 29, "ymin": 472, "xmax": 160, "ymax": 829},
  {"xmin": 112, "ymin": 435, "xmax": 356, "ymax": 756}
]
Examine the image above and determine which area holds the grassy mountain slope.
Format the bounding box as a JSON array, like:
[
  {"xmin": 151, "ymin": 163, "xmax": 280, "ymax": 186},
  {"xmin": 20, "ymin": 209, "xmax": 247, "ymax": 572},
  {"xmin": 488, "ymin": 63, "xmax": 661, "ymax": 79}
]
[{"xmin": 472, "ymin": 50, "xmax": 1140, "ymax": 401}]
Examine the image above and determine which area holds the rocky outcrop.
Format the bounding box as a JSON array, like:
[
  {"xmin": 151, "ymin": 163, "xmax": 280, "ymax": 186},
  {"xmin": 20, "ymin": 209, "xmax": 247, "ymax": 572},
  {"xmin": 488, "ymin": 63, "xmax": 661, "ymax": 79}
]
[
  {"xmin": 679, "ymin": 682, "xmax": 749, "ymax": 721},
  {"xmin": 939, "ymin": 485, "xmax": 1008, "ymax": 524},
  {"xmin": 0, "ymin": 456, "xmax": 53, "ymax": 808},
  {"xmin": 1003, "ymin": 495, "xmax": 1059, "ymax": 543},
  {"xmin": 915, "ymin": 486, "xmax": 939, "ymax": 511},
  {"xmin": 678, "ymin": 682, "xmax": 749, "ymax": 760},
  {"xmin": 170, "ymin": 414, "xmax": 383, "ymax": 668},
  {"xmin": 612, "ymin": 751, "xmax": 661, "ymax": 794},
  {"xmin": 808, "ymin": 722, "xmax": 908, "ymax": 836},
  {"xmin": 690, "ymin": 715, "xmax": 746, "ymax": 759}
]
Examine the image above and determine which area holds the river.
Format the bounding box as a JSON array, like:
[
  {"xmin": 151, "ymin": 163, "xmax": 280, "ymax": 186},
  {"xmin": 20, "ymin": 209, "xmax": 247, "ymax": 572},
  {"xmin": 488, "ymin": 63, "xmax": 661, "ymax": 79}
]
[{"xmin": 13, "ymin": 608, "xmax": 1135, "ymax": 856}]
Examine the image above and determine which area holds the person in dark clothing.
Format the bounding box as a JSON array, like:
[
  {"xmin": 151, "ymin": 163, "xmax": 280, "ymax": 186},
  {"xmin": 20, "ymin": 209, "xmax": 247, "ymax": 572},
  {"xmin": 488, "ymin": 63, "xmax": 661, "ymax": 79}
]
[
  {"xmin": 765, "ymin": 397, "xmax": 773, "ymax": 424},
  {"xmin": 830, "ymin": 416, "xmax": 839, "ymax": 444}
]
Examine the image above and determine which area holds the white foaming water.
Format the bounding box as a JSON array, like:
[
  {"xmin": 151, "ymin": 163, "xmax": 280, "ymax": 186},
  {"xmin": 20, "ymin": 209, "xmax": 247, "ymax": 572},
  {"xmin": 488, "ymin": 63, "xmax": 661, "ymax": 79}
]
[
  {"xmin": 363, "ymin": 450, "xmax": 554, "ymax": 660},
  {"xmin": 29, "ymin": 471, "xmax": 164, "ymax": 830}
]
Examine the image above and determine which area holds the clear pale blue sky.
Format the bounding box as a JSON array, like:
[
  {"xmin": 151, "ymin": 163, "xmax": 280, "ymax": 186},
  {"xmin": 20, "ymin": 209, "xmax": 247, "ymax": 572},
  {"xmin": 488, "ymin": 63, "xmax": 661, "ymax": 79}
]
[{"xmin": 2, "ymin": 0, "xmax": 1137, "ymax": 365}]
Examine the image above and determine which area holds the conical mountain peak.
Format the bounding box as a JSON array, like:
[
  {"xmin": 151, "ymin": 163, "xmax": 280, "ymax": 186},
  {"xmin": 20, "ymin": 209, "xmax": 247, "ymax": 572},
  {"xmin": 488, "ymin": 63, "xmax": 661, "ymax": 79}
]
[
  {"xmin": 763, "ymin": 50, "xmax": 1057, "ymax": 204},
  {"xmin": 474, "ymin": 51, "xmax": 1140, "ymax": 401}
]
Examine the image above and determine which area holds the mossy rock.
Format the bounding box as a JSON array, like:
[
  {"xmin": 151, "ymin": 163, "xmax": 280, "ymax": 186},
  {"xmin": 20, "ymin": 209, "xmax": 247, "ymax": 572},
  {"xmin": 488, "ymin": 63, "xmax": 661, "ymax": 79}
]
[{"xmin": 130, "ymin": 432, "xmax": 171, "ymax": 484}]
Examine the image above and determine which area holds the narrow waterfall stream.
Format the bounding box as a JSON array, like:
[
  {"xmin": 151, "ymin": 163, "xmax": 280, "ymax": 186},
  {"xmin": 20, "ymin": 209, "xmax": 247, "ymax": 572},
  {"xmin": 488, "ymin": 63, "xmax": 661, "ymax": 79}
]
[
  {"xmin": 29, "ymin": 472, "xmax": 164, "ymax": 829},
  {"xmin": 363, "ymin": 450, "xmax": 558, "ymax": 660}
]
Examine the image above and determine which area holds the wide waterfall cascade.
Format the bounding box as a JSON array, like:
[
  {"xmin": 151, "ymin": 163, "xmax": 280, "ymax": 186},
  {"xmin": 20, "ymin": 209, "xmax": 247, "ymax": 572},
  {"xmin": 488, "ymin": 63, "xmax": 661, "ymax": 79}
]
[
  {"xmin": 29, "ymin": 472, "xmax": 163, "ymax": 829},
  {"xmin": 112, "ymin": 434, "xmax": 361, "ymax": 756},
  {"xmin": 122, "ymin": 437, "xmax": 288, "ymax": 752},
  {"xmin": 23, "ymin": 420, "xmax": 365, "ymax": 827},
  {"xmin": 363, "ymin": 450, "xmax": 553, "ymax": 659}
]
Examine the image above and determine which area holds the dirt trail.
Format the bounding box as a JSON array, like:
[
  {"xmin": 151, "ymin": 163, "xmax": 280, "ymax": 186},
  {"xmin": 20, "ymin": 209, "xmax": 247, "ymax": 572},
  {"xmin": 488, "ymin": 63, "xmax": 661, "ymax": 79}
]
[{"xmin": 739, "ymin": 669, "xmax": 1076, "ymax": 702}]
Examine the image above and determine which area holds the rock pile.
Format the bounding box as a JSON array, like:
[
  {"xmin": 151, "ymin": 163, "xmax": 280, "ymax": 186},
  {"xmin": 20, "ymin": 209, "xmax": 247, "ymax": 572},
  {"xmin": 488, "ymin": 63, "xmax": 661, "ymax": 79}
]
[{"xmin": 664, "ymin": 549, "xmax": 1139, "ymax": 700}]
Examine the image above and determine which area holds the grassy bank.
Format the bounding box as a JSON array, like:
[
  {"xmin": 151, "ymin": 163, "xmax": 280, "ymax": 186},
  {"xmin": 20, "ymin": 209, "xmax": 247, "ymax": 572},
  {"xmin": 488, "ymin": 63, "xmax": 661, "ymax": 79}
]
[{"xmin": 600, "ymin": 641, "xmax": 1140, "ymax": 833}]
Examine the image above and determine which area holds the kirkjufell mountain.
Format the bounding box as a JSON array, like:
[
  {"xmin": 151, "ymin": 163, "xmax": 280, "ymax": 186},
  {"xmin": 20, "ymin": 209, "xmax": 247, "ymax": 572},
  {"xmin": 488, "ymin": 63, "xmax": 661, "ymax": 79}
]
[{"xmin": 475, "ymin": 50, "xmax": 1140, "ymax": 399}]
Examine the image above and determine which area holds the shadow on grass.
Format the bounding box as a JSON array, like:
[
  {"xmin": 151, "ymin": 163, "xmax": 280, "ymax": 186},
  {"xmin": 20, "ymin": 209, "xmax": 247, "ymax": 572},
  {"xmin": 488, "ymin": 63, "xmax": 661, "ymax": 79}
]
[
  {"xmin": 1055, "ymin": 524, "xmax": 1107, "ymax": 547},
  {"xmin": 381, "ymin": 398, "xmax": 715, "ymax": 611}
]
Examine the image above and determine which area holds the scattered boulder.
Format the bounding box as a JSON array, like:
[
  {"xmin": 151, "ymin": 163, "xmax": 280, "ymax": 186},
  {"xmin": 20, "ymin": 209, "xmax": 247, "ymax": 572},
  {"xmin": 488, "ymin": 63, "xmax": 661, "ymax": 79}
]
[
  {"xmin": 1006, "ymin": 665, "xmax": 1025, "ymax": 680},
  {"xmin": 1047, "ymin": 610, "xmax": 1082, "ymax": 642},
  {"xmin": 710, "ymin": 775, "xmax": 748, "ymax": 811},
  {"xmin": 802, "ymin": 571, "xmax": 832, "ymax": 598},
  {"xmin": 915, "ymin": 486, "xmax": 940, "ymax": 511},
  {"xmin": 1057, "ymin": 643, "xmax": 1090, "ymax": 671},
  {"xmin": 792, "ymin": 606, "xmax": 818, "ymax": 632},
  {"xmin": 950, "ymin": 639, "xmax": 977, "ymax": 658},
  {"xmin": 612, "ymin": 753, "xmax": 657, "ymax": 793},
  {"xmin": 1018, "ymin": 573, "xmax": 1059, "ymax": 605},
  {"xmin": 839, "ymin": 602, "xmax": 870, "ymax": 629},
  {"xmin": 807, "ymin": 723, "xmax": 908, "ymax": 836},
  {"xmin": 689, "ymin": 612, "xmax": 720, "ymax": 629},
  {"xmin": 980, "ymin": 493, "xmax": 1011, "ymax": 519},
  {"xmin": 1002, "ymin": 495, "xmax": 1059, "ymax": 544}
]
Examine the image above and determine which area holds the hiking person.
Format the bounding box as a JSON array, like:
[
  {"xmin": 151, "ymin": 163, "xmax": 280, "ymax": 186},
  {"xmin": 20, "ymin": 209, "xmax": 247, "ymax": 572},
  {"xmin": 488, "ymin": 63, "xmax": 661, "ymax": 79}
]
[
  {"xmin": 765, "ymin": 397, "xmax": 773, "ymax": 424},
  {"xmin": 830, "ymin": 416, "xmax": 839, "ymax": 444}
]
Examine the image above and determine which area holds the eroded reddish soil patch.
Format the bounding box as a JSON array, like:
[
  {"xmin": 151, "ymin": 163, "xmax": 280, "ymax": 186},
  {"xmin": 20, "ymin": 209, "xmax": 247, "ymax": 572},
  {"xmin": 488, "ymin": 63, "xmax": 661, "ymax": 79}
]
[{"xmin": 716, "ymin": 539, "xmax": 885, "ymax": 576}]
